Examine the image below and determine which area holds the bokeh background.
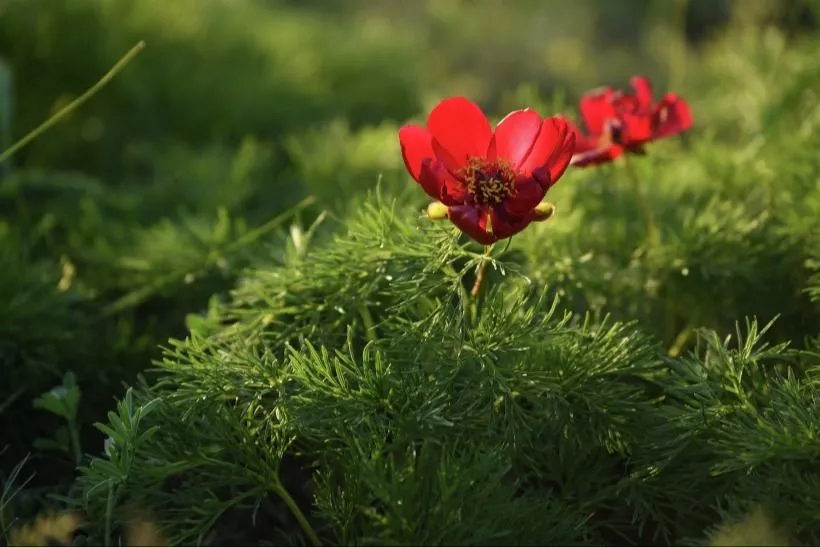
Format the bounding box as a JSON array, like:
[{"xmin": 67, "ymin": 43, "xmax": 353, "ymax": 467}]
[
  {"xmin": 3, "ymin": 0, "xmax": 820, "ymax": 537},
  {"xmin": 3, "ymin": 0, "xmax": 818, "ymax": 179}
]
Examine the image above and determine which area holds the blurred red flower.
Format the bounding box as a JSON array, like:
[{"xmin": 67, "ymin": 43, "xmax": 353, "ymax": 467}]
[
  {"xmin": 399, "ymin": 97, "xmax": 575, "ymax": 244},
  {"xmin": 567, "ymin": 76, "xmax": 693, "ymax": 167}
]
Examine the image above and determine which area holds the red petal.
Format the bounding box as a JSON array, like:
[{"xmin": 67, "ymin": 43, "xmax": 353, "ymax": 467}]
[
  {"xmin": 417, "ymin": 159, "xmax": 470, "ymax": 205},
  {"xmin": 653, "ymin": 93, "xmax": 693, "ymax": 138},
  {"xmin": 448, "ymin": 205, "xmax": 496, "ymax": 244},
  {"xmin": 562, "ymin": 117, "xmax": 598, "ymax": 154},
  {"xmin": 620, "ymin": 113, "xmax": 654, "ymax": 145},
  {"xmin": 503, "ymin": 177, "xmax": 546, "ymax": 217},
  {"xmin": 490, "ymin": 207, "xmax": 532, "ymax": 240},
  {"xmin": 630, "ymin": 76, "xmax": 654, "ymax": 110},
  {"xmin": 539, "ymin": 120, "xmax": 575, "ymax": 186},
  {"xmin": 417, "ymin": 158, "xmax": 448, "ymax": 200},
  {"xmin": 487, "ymin": 108, "xmax": 542, "ymax": 168},
  {"xmin": 398, "ymin": 124, "xmax": 434, "ymax": 182},
  {"xmin": 580, "ymin": 87, "xmax": 615, "ymax": 136},
  {"xmin": 426, "ymin": 97, "xmax": 492, "ymax": 174},
  {"xmin": 573, "ymin": 134, "xmax": 599, "ymax": 153},
  {"xmin": 569, "ymin": 145, "xmax": 624, "ymax": 167},
  {"xmin": 518, "ymin": 117, "xmax": 573, "ymax": 183},
  {"xmin": 440, "ymin": 168, "xmax": 469, "ymax": 206}
]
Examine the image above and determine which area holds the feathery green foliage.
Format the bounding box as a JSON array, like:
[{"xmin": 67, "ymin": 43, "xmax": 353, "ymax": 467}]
[{"xmin": 3, "ymin": 0, "xmax": 820, "ymax": 545}]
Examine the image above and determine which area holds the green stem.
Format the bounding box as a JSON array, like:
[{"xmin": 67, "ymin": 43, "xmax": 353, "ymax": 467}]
[
  {"xmin": 443, "ymin": 260, "xmax": 472, "ymax": 328},
  {"xmin": 225, "ymin": 195, "xmax": 316, "ymax": 252},
  {"xmin": 275, "ymin": 480, "xmax": 322, "ymax": 547},
  {"xmin": 463, "ymin": 244, "xmax": 493, "ymax": 330},
  {"xmin": 69, "ymin": 419, "xmax": 82, "ymax": 467},
  {"xmin": 470, "ymin": 245, "xmax": 493, "ymax": 299},
  {"xmin": 357, "ymin": 302, "xmax": 377, "ymax": 343},
  {"xmin": 0, "ymin": 40, "xmax": 146, "ymax": 165},
  {"xmin": 104, "ymin": 482, "xmax": 115, "ymax": 547},
  {"xmin": 623, "ymin": 156, "xmax": 660, "ymax": 247}
]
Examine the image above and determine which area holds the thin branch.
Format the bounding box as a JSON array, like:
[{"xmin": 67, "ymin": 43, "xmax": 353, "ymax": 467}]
[{"xmin": 0, "ymin": 40, "xmax": 146, "ymax": 165}]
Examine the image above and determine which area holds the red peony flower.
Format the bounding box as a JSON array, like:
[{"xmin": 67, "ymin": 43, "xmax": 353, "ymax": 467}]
[
  {"xmin": 398, "ymin": 97, "xmax": 575, "ymax": 244},
  {"xmin": 567, "ymin": 75, "xmax": 693, "ymax": 167}
]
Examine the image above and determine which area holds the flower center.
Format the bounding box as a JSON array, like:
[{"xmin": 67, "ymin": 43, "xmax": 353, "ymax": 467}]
[
  {"xmin": 608, "ymin": 121, "xmax": 625, "ymax": 145},
  {"xmin": 460, "ymin": 157, "xmax": 517, "ymax": 205},
  {"xmin": 604, "ymin": 94, "xmax": 641, "ymax": 146},
  {"xmin": 611, "ymin": 92, "xmax": 641, "ymax": 116},
  {"xmin": 657, "ymin": 105, "xmax": 669, "ymax": 125}
]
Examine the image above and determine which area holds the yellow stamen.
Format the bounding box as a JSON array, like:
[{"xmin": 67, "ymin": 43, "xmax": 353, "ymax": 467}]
[{"xmin": 460, "ymin": 157, "xmax": 517, "ymax": 205}]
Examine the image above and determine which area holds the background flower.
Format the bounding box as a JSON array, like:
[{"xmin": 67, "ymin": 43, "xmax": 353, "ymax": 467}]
[{"xmin": 568, "ymin": 75, "xmax": 693, "ymax": 167}]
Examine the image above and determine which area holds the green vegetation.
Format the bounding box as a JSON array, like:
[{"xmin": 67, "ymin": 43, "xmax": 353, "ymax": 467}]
[{"xmin": 2, "ymin": 0, "xmax": 820, "ymax": 545}]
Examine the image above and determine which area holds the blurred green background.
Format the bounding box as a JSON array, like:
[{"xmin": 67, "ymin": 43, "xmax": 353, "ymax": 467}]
[
  {"xmin": 3, "ymin": 0, "xmax": 817, "ymax": 179},
  {"xmin": 2, "ymin": 0, "xmax": 820, "ymax": 531}
]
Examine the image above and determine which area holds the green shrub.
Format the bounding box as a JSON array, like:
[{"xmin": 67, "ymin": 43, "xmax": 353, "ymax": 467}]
[
  {"xmin": 74, "ymin": 193, "xmax": 820, "ymax": 545},
  {"xmin": 4, "ymin": 2, "xmax": 820, "ymax": 545}
]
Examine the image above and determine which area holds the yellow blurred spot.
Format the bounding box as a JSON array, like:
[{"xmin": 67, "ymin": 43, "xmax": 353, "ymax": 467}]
[
  {"xmin": 8, "ymin": 511, "xmax": 83, "ymax": 547},
  {"xmin": 545, "ymin": 38, "xmax": 585, "ymax": 76},
  {"xmin": 57, "ymin": 255, "xmax": 76, "ymax": 292},
  {"xmin": 124, "ymin": 514, "xmax": 169, "ymax": 547},
  {"xmin": 50, "ymin": 94, "xmax": 76, "ymax": 119},
  {"xmin": 708, "ymin": 506, "xmax": 791, "ymax": 547}
]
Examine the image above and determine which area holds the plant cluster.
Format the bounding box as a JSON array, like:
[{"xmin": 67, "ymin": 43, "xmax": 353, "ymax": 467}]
[{"xmin": 3, "ymin": 1, "xmax": 820, "ymax": 546}]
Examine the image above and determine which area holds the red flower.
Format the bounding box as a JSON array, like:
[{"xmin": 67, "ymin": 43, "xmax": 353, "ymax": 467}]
[
  {"xmin": 398, "ymin": 97, "xmax": 575, "ymax": 244},
  {"xmin": 567, "ymin": 75, "xmax": 693, "ymax": 167}
]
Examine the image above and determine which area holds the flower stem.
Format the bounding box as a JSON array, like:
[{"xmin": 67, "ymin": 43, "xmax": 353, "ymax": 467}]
[
  {"xmin": 623, "ymin": 156, "xmax": 660, "ymax": 247},
  {"xmin": 275, "ymin": 480, "xmax": 322, "ymax": 547},
  {"xmin": 470, "ymin": 245, "xmax": 493, "ymax": 299}
]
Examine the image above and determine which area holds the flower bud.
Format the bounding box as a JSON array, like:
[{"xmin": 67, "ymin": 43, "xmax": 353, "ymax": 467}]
[
  {"xmin": 532, "ymin": 201, "xmax": 555, "ymax": 222},
  {"xmin": 426, "ymin": 201, "xmax": 449, "ymax": 220}
]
